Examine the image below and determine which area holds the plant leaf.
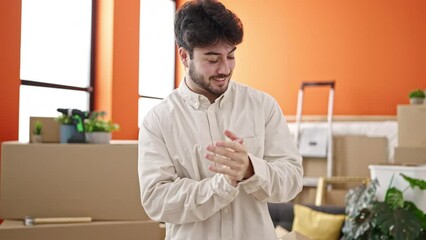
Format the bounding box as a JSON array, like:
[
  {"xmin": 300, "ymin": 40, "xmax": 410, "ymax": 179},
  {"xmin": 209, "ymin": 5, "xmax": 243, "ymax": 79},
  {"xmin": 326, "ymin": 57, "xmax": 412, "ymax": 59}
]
[
  {"xmin": 345, "ymin": 179, "xmax": 378, "ymax": 216},
  {"xmin": 401, "ymin": 173, "xmax": 426, "ymax": 190},
  {"xmin": 384, "ymin": 187, "xmax": 404, "ymax": 209},
  {"xmin": 404, "ymin": 201, "xmax": 426, "ymax": 230},
  {"xmin": 342, "ymin": 179, "xmax": 378, "ymax": 239},
  {"xmin": 373, "ymin": 202, "xmax": 421, "ymax": 240}
]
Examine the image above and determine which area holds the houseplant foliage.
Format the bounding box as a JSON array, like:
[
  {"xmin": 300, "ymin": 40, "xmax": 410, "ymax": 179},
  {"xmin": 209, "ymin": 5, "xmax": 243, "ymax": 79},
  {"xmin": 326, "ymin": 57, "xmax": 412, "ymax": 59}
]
[
  {"xmin": 409, "ymin": 89, "xmax": 426, "ymax": 99},
  {"xmin": 56, "ymin": 113, "xmax": 73, "ymax": 125},
  {"xmin": 84, "ymin": 111, "xmax": 120, "ymax": 133},
  {"xmin": 343, "ymin": 174, "xmax": 426, "ymax": 240},
  {"xmin": 32, "ymin": 120, "xmax": 43, "ymax": 143},
  {"xmin": 56, "ymin": 111, "xmax": 79, "ymax": 143},
  {"xmin": 33, "ymin": 120, "xmax": 43, "ymax": 135},
  {"xmin": 408, "ymin": 89, "xmax": 425, "ymax": 104}
]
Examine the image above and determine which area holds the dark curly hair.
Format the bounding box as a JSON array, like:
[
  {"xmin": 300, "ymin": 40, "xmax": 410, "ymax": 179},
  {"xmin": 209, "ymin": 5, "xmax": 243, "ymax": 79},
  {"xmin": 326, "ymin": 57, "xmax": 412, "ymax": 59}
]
[{"xmin": 175, "ymin": 0, "xmax": 244, "ymax": 58}]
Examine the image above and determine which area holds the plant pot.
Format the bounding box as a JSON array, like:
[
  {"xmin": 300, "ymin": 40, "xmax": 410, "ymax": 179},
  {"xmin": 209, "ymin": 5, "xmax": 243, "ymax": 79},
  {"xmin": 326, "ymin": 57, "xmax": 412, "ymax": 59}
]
[
  {"xmin": 409, "ymin": 97, "xmax": 424, "ymax": 105},
  {"xmin": 32, "ymin": 135, "xmax": 43, "ymax": 143},
  {"xmin": 60, "ymin": 124, "xmax": 78, "ymax": 143},
  {"xmin": 85, "ymin": 132, "xmax": 111, "ymax": 144}
]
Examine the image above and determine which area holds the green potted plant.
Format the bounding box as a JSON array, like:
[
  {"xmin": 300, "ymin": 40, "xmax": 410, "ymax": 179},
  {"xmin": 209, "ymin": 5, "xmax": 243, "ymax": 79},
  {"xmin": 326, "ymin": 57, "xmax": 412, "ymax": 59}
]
[
  {"xmin": 84, "ymin": 111, "xmax": 120, "ymax": 144},
  {"xmin": 343, "ymin": 174, "xmax": 426, "ymax": 240},
  {"xmin": 32, "ymin": 120, "xmax": 43, "ymax": 143},
  {"xmin": 56, "ymin": 113, "xmax": 77, "ymax": 143},
  {"xmin": 409, "ymin": 89, "xmax": 425, "ymax": 105}
]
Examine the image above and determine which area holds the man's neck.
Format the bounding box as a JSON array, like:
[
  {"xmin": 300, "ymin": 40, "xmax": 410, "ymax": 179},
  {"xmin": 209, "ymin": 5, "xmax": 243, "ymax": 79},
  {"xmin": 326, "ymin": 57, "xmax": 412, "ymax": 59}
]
[{"xmin": 184, "ymin": 77, "xmax": 218, "ymax": 103}]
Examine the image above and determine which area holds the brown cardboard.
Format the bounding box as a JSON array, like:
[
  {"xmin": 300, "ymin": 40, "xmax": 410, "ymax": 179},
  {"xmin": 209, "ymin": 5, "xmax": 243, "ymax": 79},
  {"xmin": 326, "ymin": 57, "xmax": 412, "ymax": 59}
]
[
  {"xmin": 394, "ymin": 146, "xmax": 426, "ymax": 165},
  {"xmin": 321, "ymin": 189, "xmax": 348, "ymax": 207},
  {"xmin": 0, "ymin": 141, "xmax": 149, "ymax": 221},
  {"xmin": 293, "ymin": 187, "xmax": 347, "ymax": 206},
  {"xmin": 281, "ymin": 231, "xmax": 311, "ymax": 240},
  {"xmin": 0, "ymin": 220, "xmax": 165, "ymax": 240},
  {"xmin": 29, "ymin": 117, "xmax": 60, "ymax": 143},
  {"xmin": 398, "ymin": 105, "xmax": 426, "ymax": 147},
  {"xmin": 302, "ymin": 157, "xmax": 327, "ymax": 178},
  {"xmin": 333, "ymin": 135, "xmax": 388, "ymax": 177},
  {"xmin": 293, "ymin": 187, "xmax": 317, "ymax": 205},
  {"xmin": 303, "ymin": 135, "xmax": 388, "ymax": 178},
  {"xmin": 298, "ymin": 135, "xmax": 387, "ymax": 206}
]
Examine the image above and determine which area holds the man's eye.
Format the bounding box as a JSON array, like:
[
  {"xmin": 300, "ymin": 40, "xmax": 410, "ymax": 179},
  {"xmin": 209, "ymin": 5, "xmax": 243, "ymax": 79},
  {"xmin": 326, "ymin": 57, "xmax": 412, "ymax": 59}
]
[
  {"xmin": 227, "ymin": 56, "xmax": 235, "ymax": 60},
  {"xmin": 208, "ymin": 60, "xmax": 218, "ymax": 63}
]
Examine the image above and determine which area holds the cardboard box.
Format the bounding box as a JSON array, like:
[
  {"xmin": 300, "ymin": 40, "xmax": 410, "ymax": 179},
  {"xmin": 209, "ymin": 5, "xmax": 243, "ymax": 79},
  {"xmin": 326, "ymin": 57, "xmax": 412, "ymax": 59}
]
[
  {"xmin": 398, "ymin": 105, "xmax": 426, "ymax": 147},
  {"xmin": 394, "ymin": 146, "xmax": 426, "ymax": 165},
  {"xmin": 303, "ymin": 135, "xmax": 388, "ymax": 178},
  {"xmin": 333, "ymin": 135, "xmax": 388, "ymax": 177},
  {"xmin": 293, "ymin": 187, "xmax": 317, "ymax": 205},
  {"xmin": 0, "ymin": 220, "xmax": 165, "ymax": 240},
  {"xmin": 0, "ymin": 141, "xmax": 148, "ymax": 221},
  {"xmin": 302, "ymin": 158, "xmax": 327, "ymax": 178},
  {"xmin": 299, "ymin": 135, "xmax": 387, "ymax": 206},
  {"xmin": 293, "ymin": 187, "xmax": 348, "ymax": 207},
  {"xmin": 29, "ymin": 117, "xmax": 60, "ymax": 143}
]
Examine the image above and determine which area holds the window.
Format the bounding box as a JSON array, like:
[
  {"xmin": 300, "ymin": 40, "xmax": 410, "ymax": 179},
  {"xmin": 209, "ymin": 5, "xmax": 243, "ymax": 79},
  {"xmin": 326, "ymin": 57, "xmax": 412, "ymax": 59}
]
[
  {"xmin": 138, "ymin": 0, "xmax": 176, "ymax": 126},
  {"xmin": 19, "ymin": 0, "xmax": 93, "ymax": 142}
]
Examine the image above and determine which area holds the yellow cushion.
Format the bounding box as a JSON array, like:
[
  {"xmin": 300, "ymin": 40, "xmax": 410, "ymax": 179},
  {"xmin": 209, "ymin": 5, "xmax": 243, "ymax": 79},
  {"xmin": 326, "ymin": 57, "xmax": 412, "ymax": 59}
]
[{"xmin": 292, "ymin": 204, "xmax": 345, "ymax": 240}]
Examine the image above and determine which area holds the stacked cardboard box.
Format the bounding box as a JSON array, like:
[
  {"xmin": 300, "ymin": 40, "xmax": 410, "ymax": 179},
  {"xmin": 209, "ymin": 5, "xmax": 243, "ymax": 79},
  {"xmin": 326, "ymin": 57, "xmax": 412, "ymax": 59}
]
[
  {"xmin": 302, "ymin": 135, "xmax": 388, "ymax": 178},
  {"xmin": 0, "ymin": 141, "xmax": 165, "ymax": 239},
  {"xmin": 0, "ymin": 220, "xmax": 164, "ymax": 240},
  {"xmin": 296, "ymin": 135, "xmax": 388, "ymax": 206},
  {"xmin": 395, "ymin": 105, "xmax": 426, "ymax": 165}
]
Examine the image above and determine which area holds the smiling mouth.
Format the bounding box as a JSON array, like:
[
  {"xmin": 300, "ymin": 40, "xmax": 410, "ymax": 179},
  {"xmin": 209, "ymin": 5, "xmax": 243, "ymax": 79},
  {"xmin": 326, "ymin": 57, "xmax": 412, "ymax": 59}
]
[
  {"xmin": 213, "ymin": 77, "xmax": 227, "ymax": 82},
  {"xmin": 211, "ymin": 75, "xmax": 229, "ymax": 82}
]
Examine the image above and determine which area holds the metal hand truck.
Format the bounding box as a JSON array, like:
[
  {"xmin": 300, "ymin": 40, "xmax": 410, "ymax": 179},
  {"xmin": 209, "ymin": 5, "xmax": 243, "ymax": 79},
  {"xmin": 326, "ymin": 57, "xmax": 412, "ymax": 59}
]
[{"xmin": 295, "ymin": 81, "xmax": 336, "ymax": 179}]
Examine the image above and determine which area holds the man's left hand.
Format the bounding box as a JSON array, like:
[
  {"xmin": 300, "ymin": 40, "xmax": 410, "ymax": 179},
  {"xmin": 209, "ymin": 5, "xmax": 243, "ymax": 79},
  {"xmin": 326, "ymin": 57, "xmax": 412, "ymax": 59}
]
[{"xmin": 205, "ymin": 130, "xmax": 254, "ymax": 184}]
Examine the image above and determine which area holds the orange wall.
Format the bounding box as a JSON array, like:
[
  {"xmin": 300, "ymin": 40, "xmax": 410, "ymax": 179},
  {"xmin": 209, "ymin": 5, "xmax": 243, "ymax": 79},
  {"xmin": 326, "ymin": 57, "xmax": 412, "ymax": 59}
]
[
  {"xmin": 2, "ymin": 1, "xmax": 426, "ymax": 147},
  {"xmin": 110, "ymin": 0, "xmax": 140, "ymax": 140},
  {"xmin": 176, "ymin": 0, "xmax": 426, "ymax": 116},
  {"xmin": 95, "ymin": 0, "xmax": 140, "ymax": 140},
  {"xmin": 94, "ymin": 0, "xmax": 114, "ymax": 122},
  {"xmin": 0, "ymin": 0, "xmax": 21, "ymax": 156}
]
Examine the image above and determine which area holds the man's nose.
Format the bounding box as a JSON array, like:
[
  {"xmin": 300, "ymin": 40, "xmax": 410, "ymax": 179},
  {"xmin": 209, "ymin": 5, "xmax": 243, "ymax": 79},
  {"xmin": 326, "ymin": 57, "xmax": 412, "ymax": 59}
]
[{"xmin": 217, "ymin": 59, "xmax": 231, "ymax": 75}]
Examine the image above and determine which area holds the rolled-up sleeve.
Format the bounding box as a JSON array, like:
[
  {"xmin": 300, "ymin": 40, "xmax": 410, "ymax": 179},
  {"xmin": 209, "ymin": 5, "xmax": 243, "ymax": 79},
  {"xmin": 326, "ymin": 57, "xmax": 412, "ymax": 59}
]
[{"xmin": 240, "ymin": 98, "xmax": 303, "ymax": 202}]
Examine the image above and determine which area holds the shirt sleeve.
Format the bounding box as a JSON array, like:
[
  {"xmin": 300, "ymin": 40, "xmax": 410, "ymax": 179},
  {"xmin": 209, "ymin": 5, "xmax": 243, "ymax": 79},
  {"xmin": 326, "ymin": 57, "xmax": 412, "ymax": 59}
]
[
  {"xmin": 239, "ymin": 97, "xmax": 303, "ymax": 203},
  {"xmin": 138, "ymin": 111, "xmax": 239, "ymax": 224}
]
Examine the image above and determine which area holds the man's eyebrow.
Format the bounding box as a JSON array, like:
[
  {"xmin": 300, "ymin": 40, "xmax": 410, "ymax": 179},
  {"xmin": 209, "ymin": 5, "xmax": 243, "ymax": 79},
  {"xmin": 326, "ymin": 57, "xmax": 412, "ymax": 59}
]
[{"xmin": 204, "ymin": 47, "xmax": 237, "ymax": 56}]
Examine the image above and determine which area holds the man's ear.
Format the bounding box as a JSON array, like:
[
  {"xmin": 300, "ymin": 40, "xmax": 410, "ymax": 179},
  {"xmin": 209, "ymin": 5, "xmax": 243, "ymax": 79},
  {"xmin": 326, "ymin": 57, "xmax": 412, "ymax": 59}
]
[{"xmin": 178, "ymin": 47, "xmax": 189, "ymax": 68}]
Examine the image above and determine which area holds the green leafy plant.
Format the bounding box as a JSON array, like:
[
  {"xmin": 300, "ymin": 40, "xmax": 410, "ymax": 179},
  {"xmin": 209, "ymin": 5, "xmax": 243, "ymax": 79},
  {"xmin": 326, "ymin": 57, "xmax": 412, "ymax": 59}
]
[
  {"xmin": 33, "ymin": 120, "xmax": 43, "ymax": 135},
  {"xmin": 84, "ymin": 111, "xmax": 120, "ymax": 133},
  {"xmin": 56, "ymin": 113, "xmax": 73, "ymax": 125},
  {"xmin": 343, "ymin": 174, "xmax": 426, "ymax": 240},
  {"xmin": 409, "ymin": 89, "xmax": 426, "ymax": 99}
]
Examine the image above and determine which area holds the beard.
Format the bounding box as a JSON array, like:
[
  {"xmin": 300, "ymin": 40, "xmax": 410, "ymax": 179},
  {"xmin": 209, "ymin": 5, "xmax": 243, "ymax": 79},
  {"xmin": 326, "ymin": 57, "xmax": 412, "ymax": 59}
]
[{"xmin": 188, "ymin": 61, "xmax": 232, "ymax": 96}]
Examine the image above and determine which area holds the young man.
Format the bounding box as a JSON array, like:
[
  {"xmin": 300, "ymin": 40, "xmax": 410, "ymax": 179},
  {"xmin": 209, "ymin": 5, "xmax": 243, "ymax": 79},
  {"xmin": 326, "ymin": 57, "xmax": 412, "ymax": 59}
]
[{"xmin": 138, "ymin": 0, "xmax": 303, "ymax": 239}]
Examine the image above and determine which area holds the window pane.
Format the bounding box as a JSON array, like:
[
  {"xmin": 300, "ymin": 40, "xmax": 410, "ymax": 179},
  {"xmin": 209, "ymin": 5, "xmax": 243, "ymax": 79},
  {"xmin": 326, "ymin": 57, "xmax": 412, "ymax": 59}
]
[
  {"xmin": 139, "ymin": 0, "xmax": 175, "ymax": 98},
  {"xmin": 19, "ymin": 85, "xmax": 89, "ymax": 143},
  {"xmin": 138, "ymin": 97, "xmax": 162, "ymax": 127},
  {"xmin": 20, "ymin": 0, "xmax": 92, "ymax": 87}
]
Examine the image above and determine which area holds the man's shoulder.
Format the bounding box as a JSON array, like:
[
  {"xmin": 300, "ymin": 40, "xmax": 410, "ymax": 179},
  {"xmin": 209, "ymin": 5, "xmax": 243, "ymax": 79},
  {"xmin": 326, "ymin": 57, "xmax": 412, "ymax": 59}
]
[{"xmin": 143, "ymin": 90, "xmax": 181, "ymax": 121}]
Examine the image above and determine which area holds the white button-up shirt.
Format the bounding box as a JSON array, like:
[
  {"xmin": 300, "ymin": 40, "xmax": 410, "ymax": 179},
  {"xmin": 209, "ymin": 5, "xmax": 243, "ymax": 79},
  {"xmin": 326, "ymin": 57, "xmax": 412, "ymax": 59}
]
[{"xmin": 138, "ymin": 80, "xmax": 303, "ymax": 240}]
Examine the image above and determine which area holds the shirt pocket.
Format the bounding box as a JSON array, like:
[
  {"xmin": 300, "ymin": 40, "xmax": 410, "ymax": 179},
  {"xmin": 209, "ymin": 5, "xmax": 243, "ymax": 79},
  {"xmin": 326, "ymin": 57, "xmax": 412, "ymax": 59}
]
[{"xmin": 243, "ymin": 136, "xmax": 265, "ymax": 158}]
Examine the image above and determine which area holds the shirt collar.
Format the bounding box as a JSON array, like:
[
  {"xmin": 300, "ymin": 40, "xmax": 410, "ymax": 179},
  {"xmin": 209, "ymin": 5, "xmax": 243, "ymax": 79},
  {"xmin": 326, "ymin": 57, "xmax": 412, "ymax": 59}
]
[{"xmin": 178, "ymin": 77, "xmax": 233, "ymax": 109}]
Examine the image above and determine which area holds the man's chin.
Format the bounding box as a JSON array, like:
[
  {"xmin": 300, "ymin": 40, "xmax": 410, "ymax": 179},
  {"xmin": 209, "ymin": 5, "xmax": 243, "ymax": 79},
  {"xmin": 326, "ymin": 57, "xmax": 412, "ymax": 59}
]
[{"xmin": 210, "ymin": 84, "xmax": 229, "ymax": 96}]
